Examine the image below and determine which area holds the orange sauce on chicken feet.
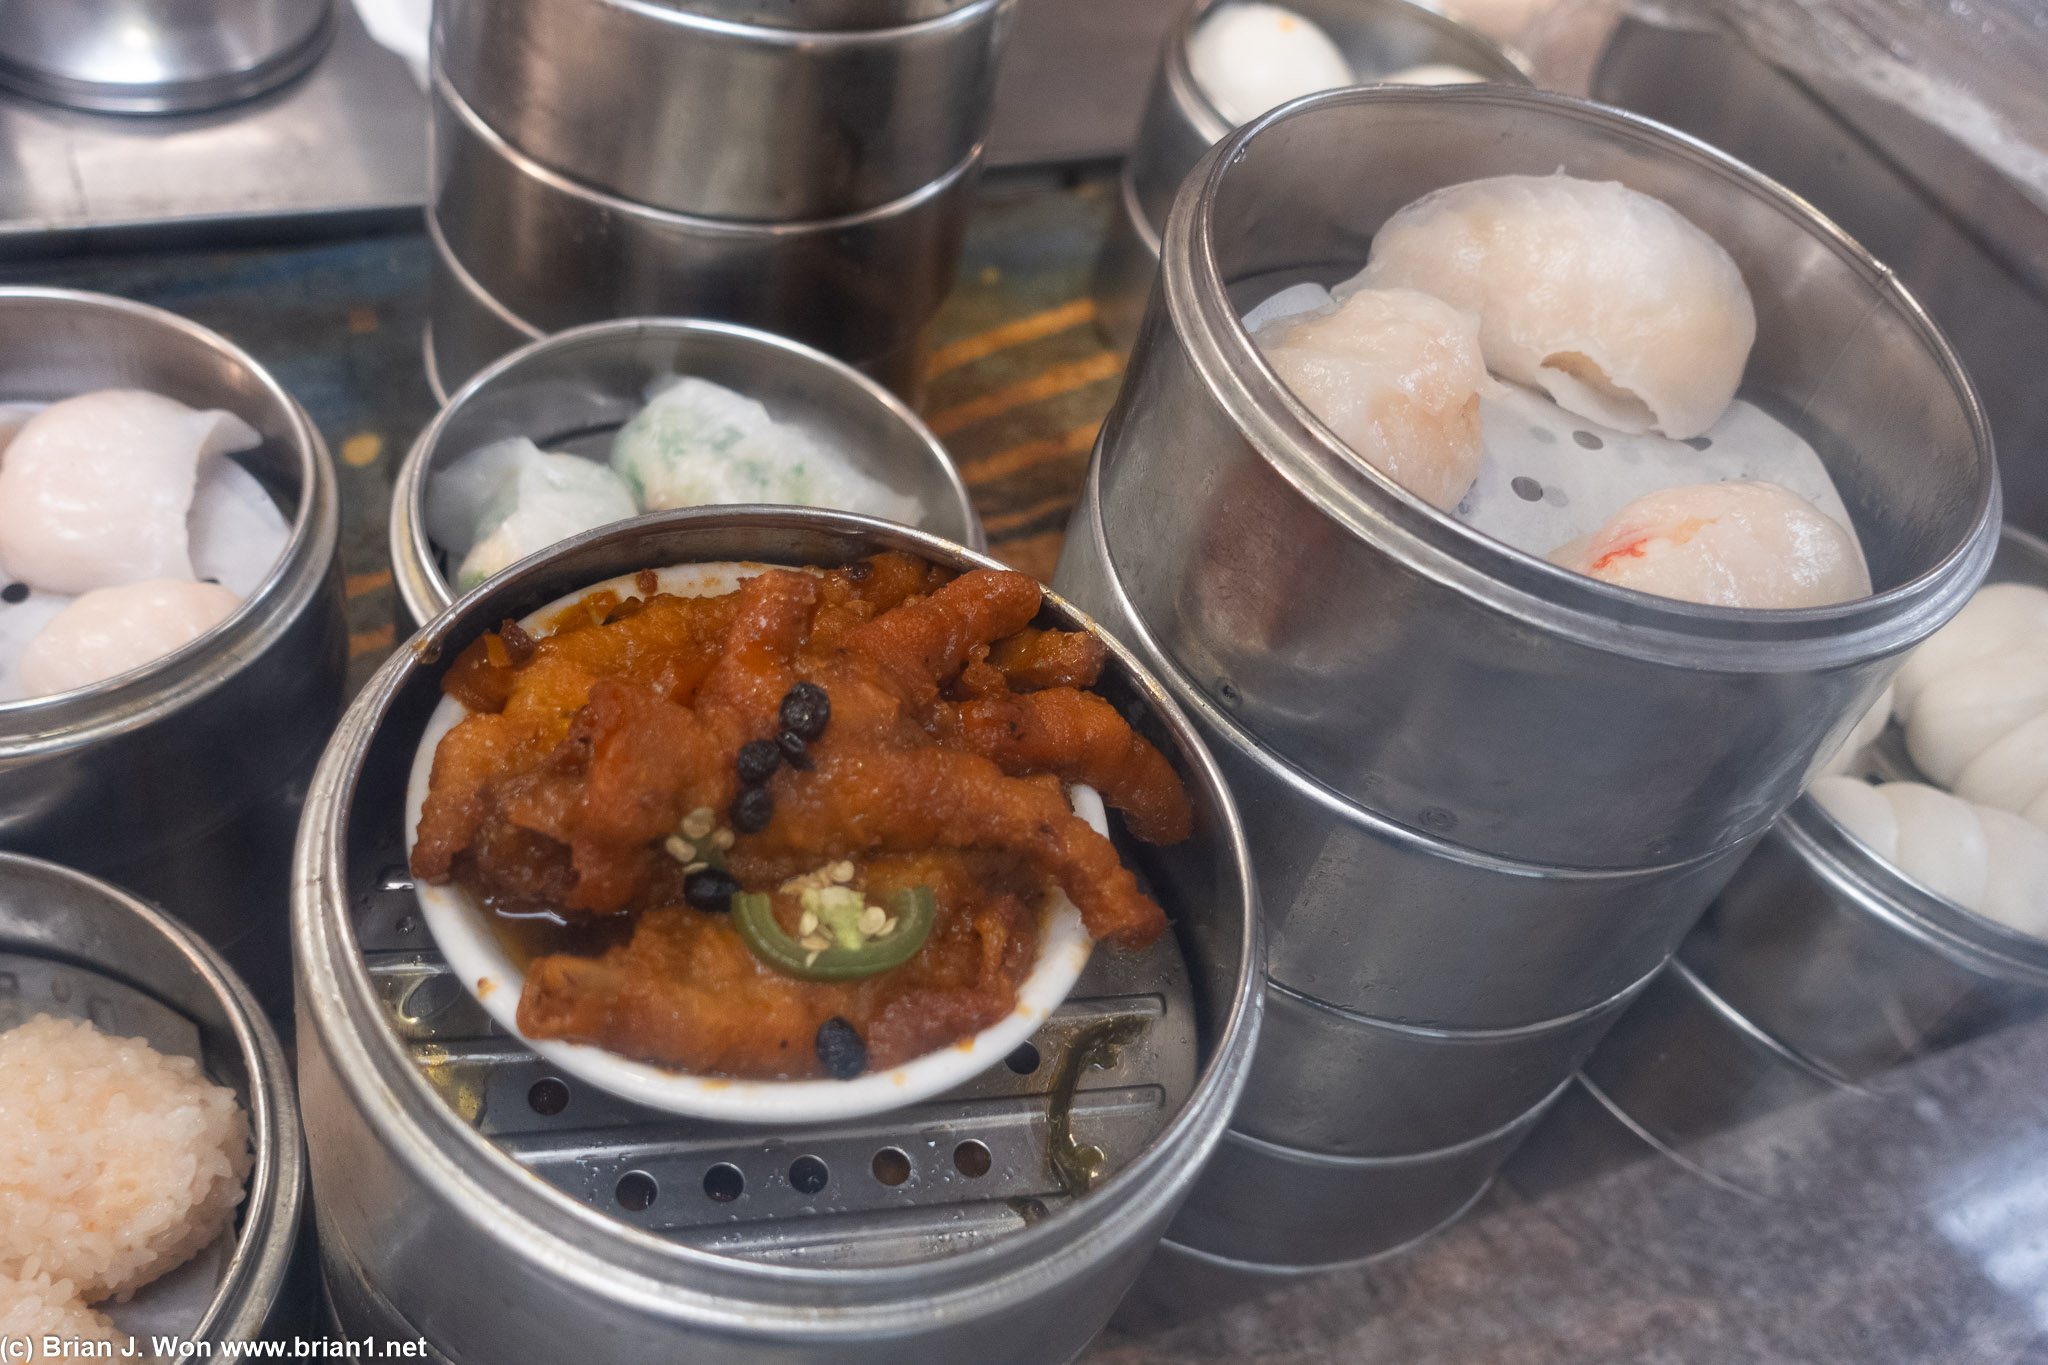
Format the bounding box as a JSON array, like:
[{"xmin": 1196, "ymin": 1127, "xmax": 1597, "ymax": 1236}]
[{"xmin": 410, "ymin": 554, "xmax": 1192, "ymax": 1079}]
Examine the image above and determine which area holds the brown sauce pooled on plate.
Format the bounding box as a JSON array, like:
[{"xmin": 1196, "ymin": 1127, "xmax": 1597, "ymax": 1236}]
[{"xmin": 410, "ymin": 552, "xmax": 1192, "ymax": 1081}]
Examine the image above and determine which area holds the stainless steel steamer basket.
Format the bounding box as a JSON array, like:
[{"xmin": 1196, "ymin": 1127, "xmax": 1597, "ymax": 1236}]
[
  {"xmin": 421, "ymin": 225, "xmax": 932, "ymax": 407},
  {"xmin": 1125, "ymin": 0, "xmax": 1529, "ymax": 236},
  {"xmin": 0, "ymin": 0, "xmax": 333, "ymax": 115},
  {"xmin": 1577, "ymin": 960, "xmax": 1861, "ymax": 1197},
  {"xmin": 0, "ymin": 852, "xmax": 303, "ymax": 1345},
  {"xmin": 422, "ymin": 220, "xmax": 542, "ymax": 408},
  {"xmin": 1165, "ymin": 1084, "xmax": 1560, "ymax": 1268},
  {"xmin": 296, "ymin": 509, "xmax": 1264, "ymax": 1364},
  {"xmin": 1056, "ymin": 456, "xmax": 1757, "ymax": 1028},
  {"xmin": 1236, "ymin": 968, "xmax": 1655, "ymax": 1156},
  {"xmin": 1097, "ymin": 0, "xmax": 1530, "ymax": 353},
  {"xmin": 0, "ymin": 288, "xmax": 345, "ymax": 1015},
  {"xmin": 429, "ymin": 69, "xmax": 975, "ymax": 376},
  {"xmin": 391, "ymin": 317, "xmax": 983, "ymax": 624},
  {"xmin": 1097, "ymin": 86, "xmax": 2001, "ymax": 870},
  {"xmin": 664, "ymin": 0, "xmax": 984, "ymax": 28},
  {"xmin": 1680, "ymin": 526, "xmax": 2048, "ymax": 1080},
  {"xmin": 1111, "ymin": 1237, "xmax": 1332, "ymax": 1334},
  {"xmin": 435, "ymin": 0, "xmax": 1013, "ymax": 220}
]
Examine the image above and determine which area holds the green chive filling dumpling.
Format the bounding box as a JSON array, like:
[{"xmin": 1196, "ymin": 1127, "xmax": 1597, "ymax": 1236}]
[{"xmin": 609, "ymin": 377, "xmax": 922, "ymax": 524}]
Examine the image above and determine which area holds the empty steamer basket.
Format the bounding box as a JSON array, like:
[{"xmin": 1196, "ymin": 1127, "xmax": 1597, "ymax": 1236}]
[
  {"xmin": 295, "ymin": 509, "xmax": 1264, "ymax": 1365},
  {"xmin": 1094, "ymin": 0, "xmax": 1529, "ymax": 351},
  {"xmin": 0, "ymin": 852, "xmax": 305, "ymax": 1345},
  {"xmin": 425, "ymin": 64, "xmax": 974, "ymax": 403},
  {"xmin": 1094, "ymin": 85, "xmax": 2001, "ymax": 872},
  {"xmin": 390, "ymin": 316, "xmax": 983, "ymax": 625},
  {"xmin": 0, "ymin": 288, "xmax": 345, "ymax": 1018},
  {"xmin": 434, "ymin": 0, "xmax": 1013, "ymax": 220},
  {"xmin": 1678, "ymin": 524, "xmax": 2048, "ymax": 1082}
]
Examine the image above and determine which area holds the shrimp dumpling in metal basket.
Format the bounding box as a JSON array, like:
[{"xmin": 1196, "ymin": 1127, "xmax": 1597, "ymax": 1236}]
[
  {"xmin": 1548, "ymin": 480, "xmax": 1870, "ymax": 609},
  {"xmin": 1252, "ymin": 286, "xmax": 1487, "ymax": 511},
  {"xmin": 0, "ymin": 390, "xmax": 260, "ymax": 596},
  {"xmin": 17, "ymin": 579, "xmax": 241, "ymax": 697},
  {"xmin": 1353, "ymin": 174, "xmax": 1757, "ymax": 440}
]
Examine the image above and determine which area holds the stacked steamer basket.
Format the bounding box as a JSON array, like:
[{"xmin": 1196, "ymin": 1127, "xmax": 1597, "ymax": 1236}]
[
  {"xmin": 424, "ymin": 0, "xmax": 1014, "ymax": 405},
  {"xmin": 1581, "ymin": 525, "xmax": 2048, "ymax": 1183},
  {"xmin": 0, "ymin": 289, "xmax": 345, "ymax": 1021},
  {"xmin": 0, "ymin": 852, "xmax": 304, "ymax": 1345},
  {"xmin": 1052, "ymin": 85, "xmax": 2000, "ymax": 1298},
  {"xmin": 1092, "ymin": 0, "xmax": 1531, "ymax": 353},
  {"xmin": 295, "ymin": 510, "xmax": 1265, "ymax": 1363}
]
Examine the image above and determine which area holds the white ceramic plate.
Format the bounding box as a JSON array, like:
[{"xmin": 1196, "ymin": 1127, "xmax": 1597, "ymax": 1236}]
[{"xmin": 405, "ymin": 562, "xmax": 1097, "ymax": 1122}]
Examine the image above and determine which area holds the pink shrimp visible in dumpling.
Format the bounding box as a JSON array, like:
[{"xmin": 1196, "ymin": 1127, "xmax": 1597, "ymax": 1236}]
[
  {"xmin": 18, "ymin": 579, "xmax": 240, "ymax": 697},
  {"xmin": 0, "ymin": 390, "xmax": 259, "ymax": 596},
  {"xmin": 1253, "ymin": 286, "xmax": 1486, "ymax": 511},
  {"xmin": 1352, "ymin": 174, "xmax": 1755, "ymax": 439},
  {"xmin": 1549, "ymin": 480, "xmax": 1870, "ymax": 608}
]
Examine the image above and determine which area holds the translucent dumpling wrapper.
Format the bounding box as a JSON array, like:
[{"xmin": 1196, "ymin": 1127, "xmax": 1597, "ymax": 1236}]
[
  {"xmin": 1352, "ymin": 174, "xmax": 1757, "ymax": 440},
  {"xmin": 1253, "ymin": 286, "xmax": 1487, "ymax": 511},
  {"xmin": 610, "ymin": 376, "xmax": 922, "ymax": 525},
  {"xmin": 1548, "ymin": 480, "xmax": 1870, "ymax": 609},
  {"xmin": 0, "ymin": 390, "xmax": 260, "ymax": 596},
  {"xmin": 442, "ymin": 439, "xmax": 640, "ymax": 592},
  {"xmin": 1187, "ymin": 3, "xmax": 1354, "ymax": 126},
  {"xmin": 1377, "ymin": 63, "xmax": 1488, "ymax": 85},
  {"xmin": 18, "ymin": 579, "xmax": 241, "ymax": 697},
  {"xmin": 1432, "ymin": 0, "xmax": 1561, "ymax": 40}
]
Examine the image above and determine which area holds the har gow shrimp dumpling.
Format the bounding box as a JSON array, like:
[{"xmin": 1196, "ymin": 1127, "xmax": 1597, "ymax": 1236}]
[
  {"xmin": 1187, "ymin": 3, "xmax": 1354, "ymax": 127},
  {"xmin": 18, "ymin": 580, "xmax": 241, "ymax": 698},
  {"xmin": 1549, "ymin": 480, "xmax": 1869, "ymax": 609},
  {"xmin": 1354, "ymin": 174, "xmax": 1757, "ymax": 440},
  {"xmin": 1253, "ymin": 286, "xmax": 1486, "ymax": 511},
  {"xmin": 0, "ymin": 390, "xmax": 259, "ymax": 596}
]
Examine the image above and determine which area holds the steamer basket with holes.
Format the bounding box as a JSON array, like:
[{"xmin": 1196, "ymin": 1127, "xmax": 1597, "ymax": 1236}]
[
  {"xmin": 293, "ymin": 507, "xmax": 1261, "ymax": 1364},
  {"xmin": 0, "ymin": 851, "xmax": 304, "ymax": 1346},
  {"xmin": 1092, "ymin": 0, "xmax": 1530, "ymax": 352}
]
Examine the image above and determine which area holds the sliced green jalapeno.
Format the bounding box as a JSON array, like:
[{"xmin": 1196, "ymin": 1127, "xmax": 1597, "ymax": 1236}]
[{"xmin": 732, "ymin": 884, "xmax": 937, "ymax": 981}]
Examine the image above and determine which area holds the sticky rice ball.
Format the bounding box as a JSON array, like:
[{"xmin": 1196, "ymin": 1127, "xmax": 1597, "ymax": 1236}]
[
  {"xmin": 1354, "ymin": 174, "xmax": 1757, "ymax": 439},
  {"xmin": 0, "ymin": 1015, "xmax": 251, "ymax": 1302},
  {"xmin": 0, "ymin": 1266, "xmax": 130, "ymax": 1360}
]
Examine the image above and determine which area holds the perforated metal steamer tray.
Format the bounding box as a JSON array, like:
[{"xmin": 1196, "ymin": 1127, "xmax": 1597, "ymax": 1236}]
[
  {"xmin": 296, "ymin": 507, "xmax": 1261, "ymax": 1364},
  {"xmin": 352, "ymin": 880, "xmax": 1200, "ymax": 1264}
]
